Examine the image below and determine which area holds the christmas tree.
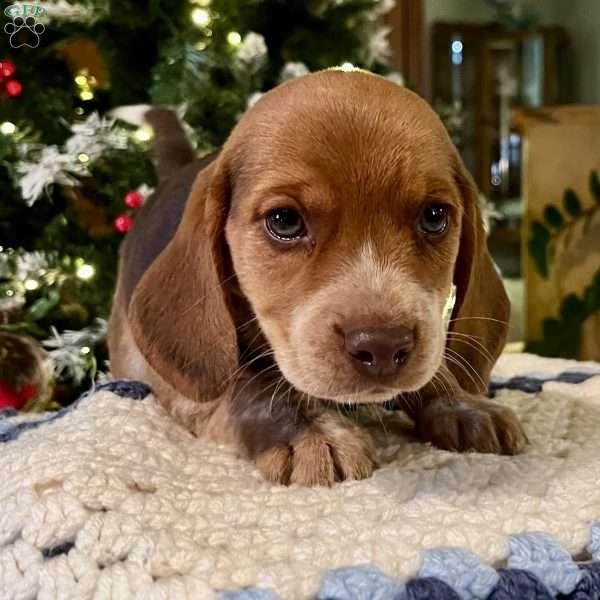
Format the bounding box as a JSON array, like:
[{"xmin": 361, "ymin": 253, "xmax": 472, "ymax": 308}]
[{"xmin": 0, "ymin": 0, "xmax": 399, "ymax": 408}]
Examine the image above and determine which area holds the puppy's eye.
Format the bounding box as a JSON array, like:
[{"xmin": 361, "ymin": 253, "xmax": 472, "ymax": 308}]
[
  {"xmin": 419, "ymin": 204, "xmax": 449, "ymax": 236},
  {"xmin": 265, "ymin": 208, "xmax": 306, "ymax": 241}
]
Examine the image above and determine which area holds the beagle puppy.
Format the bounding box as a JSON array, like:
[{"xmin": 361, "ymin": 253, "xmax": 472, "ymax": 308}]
[{"xmin": 108, "ymin": 70, "xmax": 527, "ymax": 486}]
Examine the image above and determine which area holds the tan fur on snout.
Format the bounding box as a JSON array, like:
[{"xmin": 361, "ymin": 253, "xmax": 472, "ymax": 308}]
[
  {"xmin": 109, "ymin": 69, "xmax": 527, "ymax": 487},
  {"xmin": 276, "ymin": 241, "xmax": 452, "ymax": 402}
]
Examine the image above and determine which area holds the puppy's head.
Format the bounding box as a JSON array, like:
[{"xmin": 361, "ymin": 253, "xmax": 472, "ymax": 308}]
[{"xmin": 130, "ymin": 71, "xmax": 509, "ymax": 404}]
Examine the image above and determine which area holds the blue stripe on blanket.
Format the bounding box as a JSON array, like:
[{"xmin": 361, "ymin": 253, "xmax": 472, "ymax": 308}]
[
  {"xmin": 1, "ymin": 371, "xmax": 599, "ymax": 444},
  {"xmin": 488, "ymin": 370, "xmax": 599, "ymax": 397},
  {"xmin": 220, "ymin": 526, "xmax": 600, "ymax": 600}
]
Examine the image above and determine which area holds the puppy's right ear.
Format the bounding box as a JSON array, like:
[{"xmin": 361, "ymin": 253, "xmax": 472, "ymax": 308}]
[{"xmin": 129, "ymin": 160, "xmax": 238, "ymax": 401}]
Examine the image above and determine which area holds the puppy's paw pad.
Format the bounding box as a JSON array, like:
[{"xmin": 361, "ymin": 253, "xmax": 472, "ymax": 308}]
[
  {"xmin": 256, "ymin": 412, "xmax": 376, "ymax": 487},
  {"xmin": 418, "ymin": 399, "xmax": 527, "ymax": 455}
]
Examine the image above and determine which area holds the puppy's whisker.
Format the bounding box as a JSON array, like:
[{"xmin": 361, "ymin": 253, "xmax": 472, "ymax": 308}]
[
  {"xmin": 231, "ymin": 363, "xmax": 279, "ymax": 405},
  {"xmin": 443, "ymin": 350, "xmax": 485, "ymax": 392},
  {"xmin": 445, "ymin": 346, "xmax": 486, "ymax": 389},
  {"xmin": 268, "ymin": 376, "xmax": 288, "ymax": 418},
  {"xmin": 446, "ymin": 333, "xmax": 494, "ymax": 364},
  {"xmin": 448, "ymin": 316, "xmax": 508, "ymax": 326}
]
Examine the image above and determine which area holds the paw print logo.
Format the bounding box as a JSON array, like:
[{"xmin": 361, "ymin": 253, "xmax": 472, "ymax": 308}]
[{"xmin": 4, "ymin": 16, "xmax": 45, "ymax": 49}]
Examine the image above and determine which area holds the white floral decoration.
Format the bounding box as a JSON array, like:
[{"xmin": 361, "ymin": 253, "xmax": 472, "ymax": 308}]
[
  {"xmin": 386, "ymin": 71, "xmax": 405, "ymax": 87},
  {"xmin": 279, "ymin": 62, "xmax": 310, "ymax": 82},
  {"xmin": 369, "ymin": 0, "xmax": 396, "ymax": 18},
  {"xmin": 38, "ymin": 0, "xmax": 106, "ymax": 24},
  {"xmin": 14, "ymin": 252, "xmax": 49, "ymax": 281},
  {"xmin": 43, "ymin": 318, "xmax": 107, "ymax": 385},
  {"xmin": 16, "ymin": 146, "xmax": 84, "ymax": 206},
  {"xmin": 15, "ymin": 113, "xmax": 133, "ymax": 205},
  {"xmin": 235, "ymin": 32, "xmax": 268, "ymax": 72},
  {"xmin": 367, "ymin": 25, "xmax": 392, "ymax": 64}
]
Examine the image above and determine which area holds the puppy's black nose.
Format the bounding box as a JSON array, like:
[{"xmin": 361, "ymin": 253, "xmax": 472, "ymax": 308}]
[{"xmin": 344, "ymin": 326, "xmax": 414, "ymax": 378}]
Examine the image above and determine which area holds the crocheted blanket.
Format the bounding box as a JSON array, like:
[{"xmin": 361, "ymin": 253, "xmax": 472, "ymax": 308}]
[{"xmin": 2, "ymin": 353, "xmax": 600, "ymax": 600}]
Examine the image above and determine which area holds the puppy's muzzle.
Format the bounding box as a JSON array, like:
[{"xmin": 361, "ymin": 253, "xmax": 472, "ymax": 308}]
[{"xmin": 343, "ymin": 325, "xmax": 415, "ymax": 378}]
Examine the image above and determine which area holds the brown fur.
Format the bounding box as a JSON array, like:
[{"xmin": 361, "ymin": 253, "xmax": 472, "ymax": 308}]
[{"xmin": 108, "ymin": 70, "xmax": 527, "ymax": 487}]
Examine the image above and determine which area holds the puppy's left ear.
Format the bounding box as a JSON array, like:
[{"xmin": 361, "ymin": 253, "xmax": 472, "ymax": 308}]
[{"xmin": 447, "ymin": 156, "xmax": 510, "ymax": 394}]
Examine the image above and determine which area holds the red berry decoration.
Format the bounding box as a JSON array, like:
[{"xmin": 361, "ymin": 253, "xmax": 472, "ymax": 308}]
[
  {"xmin": 114, "ymin": 214, "xmax": 134, "ymax": 233},
  {"xmin": 124, "ymin": 191, "xmax": 143, "ymax": 209},
  {"xmin": 0, "ymin": 60, "xmax": 16, "ymax": 79},
  {"xmin": 5, "ymin": 79, "xmax": 23, "ymax": 98},
  {"xmin": 0, "ymin": 381, "xmax": 25, "ymax": 410}
]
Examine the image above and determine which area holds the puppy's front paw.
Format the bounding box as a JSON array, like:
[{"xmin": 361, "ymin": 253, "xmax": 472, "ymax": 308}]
[
  {"xmin": 415, "ymin": 396, "xmax": 527, "ymax": 455},
  {"xmin": 255, "ymin": 412, "xmax": 376, "ymax": 486}
]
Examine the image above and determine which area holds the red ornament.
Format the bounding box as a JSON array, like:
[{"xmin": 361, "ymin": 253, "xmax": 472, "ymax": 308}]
[
  {"xmin": 123, "ymin": 191, "xmax": 143, "ymax": 209},
  {"xmin": 5, "ymin": 79, "xmax": 23, "ymax": 98},
  {"xmin": 0, "ymin": 381, "xmax": 26, "ymax": 410},
  {"xmin": 0, "ymin": 60, "xmax": 16, "ymax": 79},
  {"xmin": 114, "ymin": 214, "xmax": 134, "ymax": 233}
]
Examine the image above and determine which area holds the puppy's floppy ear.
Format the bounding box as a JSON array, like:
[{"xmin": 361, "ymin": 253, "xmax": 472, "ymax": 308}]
[
  {"xmin": 447, "ymin": 156, "xmax": 510, "ymax": 394},
  {"xmin": 129, "ymin": 159, "xmax": 238, "ymax": 401}
]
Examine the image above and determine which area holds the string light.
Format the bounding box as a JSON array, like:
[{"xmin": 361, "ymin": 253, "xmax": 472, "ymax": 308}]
[
  {"xmin": 0, "ymin": 121, "xmax": 16, "ymax": 135},
  {"xmin": 191, "ymin": 7, "xmax": 211, "ymax": 26},
  {"xmin": 340, "ymin": 62, "xmax": 356, "ymax": 72},
  {"xmin": 80, "ymin": 346, "xmax": 91, "ymax": 355},
  {"xmin": 6, "ymin": 290, "xmax": 14, "ymax": 297},
  {"xmin": 227, "ymin": 31, "xmax": 242, "ymax": 46},
  {"xmin": 76, "ymin": 263, "xmax": 95, "ymax": 281},
  {"xmin": 190, "ymin": 0, "xmax": 211, "ymax": 5},
  {"xmin": 133, "ymin": 126, "xmax": 153, "ymax": 142},
  {"xmin": 24, "ymin": 279, "xmax": 40, "ymax": 291},
  {"xmin": 74, "ymin": 69, "xmax": 96, "ymax": 101},
  {"xmin": 77, "ymin": 153, "xmax": 89, "ymax": 163}
]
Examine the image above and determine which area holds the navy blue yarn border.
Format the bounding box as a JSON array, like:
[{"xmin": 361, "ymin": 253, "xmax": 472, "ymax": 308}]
[
  {"xmin": 1, "ymin": 371, "xmax": 599, "ymax": 445},
  {"xmin": 488, "ymin": 370, "xmax": 599, "ymax": 397}
]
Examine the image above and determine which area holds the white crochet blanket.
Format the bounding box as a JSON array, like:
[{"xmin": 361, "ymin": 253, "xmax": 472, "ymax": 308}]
[{"xmin": 2, "ymin": 353, "xmax": 600, "ymax": 600}]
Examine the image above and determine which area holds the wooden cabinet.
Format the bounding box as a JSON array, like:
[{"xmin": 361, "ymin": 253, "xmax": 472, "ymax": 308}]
[{"xmin": 431, "ymin": 23, "xmax": 569, "ymax": 200}]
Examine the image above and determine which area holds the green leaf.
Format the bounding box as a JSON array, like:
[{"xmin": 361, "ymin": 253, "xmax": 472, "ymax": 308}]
[
  {"xmin": 26, "ymin": 289, "xmax": 61, "ymax": 321},
  {"xmin": 584, "ymin": 280, "xmax": 600, "ymax": 313},
  {"xmin": 590, "ymin": 170, "xmax": 600, "ymax": 204},
  {"xmin": 543, "ymin": 205, "xmax": 564, "ymax": 228},
  {"xmin": 563, "ymin": 188, "xmax": 582, "ymax": 216},
  {"xmin": 542, "ymin": 317, "xmax": 562, "ymax": 339},
  {"xmin": 559, "ymin": 293, "xmax": 587, "ymax": 322},
  {"xmin": 530, "ymin": 220, "xmax": 550, "ymax": 241}
]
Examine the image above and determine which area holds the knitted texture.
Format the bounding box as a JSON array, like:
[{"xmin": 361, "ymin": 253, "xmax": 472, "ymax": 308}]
[{"xmin": 1, "ymin": 353, "xmax": 600, "ymax": 599}]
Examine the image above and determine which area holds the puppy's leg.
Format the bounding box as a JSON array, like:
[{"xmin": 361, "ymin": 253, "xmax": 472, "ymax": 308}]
[
  {"xmin": 230, "ymin": 375, "xmax": 377, "ymax": 486},
  {"xmin": 400, "ymin": 371, "xmax": 527, "ymax": 456}
]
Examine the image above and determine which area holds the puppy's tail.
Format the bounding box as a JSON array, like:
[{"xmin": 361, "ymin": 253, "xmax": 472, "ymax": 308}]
[{"xmin": 110, "ymin": 104, "xmax": 195, "ymax": 183}]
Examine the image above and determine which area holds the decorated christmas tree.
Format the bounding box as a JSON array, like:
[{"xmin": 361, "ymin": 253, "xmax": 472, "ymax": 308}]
[{"xmin": 0, "ymin": 0, "xmax": 399, "ymax": 408}]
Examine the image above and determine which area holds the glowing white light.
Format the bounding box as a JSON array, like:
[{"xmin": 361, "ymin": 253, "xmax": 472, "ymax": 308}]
[
  {"xmin": 227, "ymin": 31, "xmax": 242, "ymax": 46},
  {"xmin": 133, "ymin": 126, "xmax": 153, "ymax": 142},
  {"xmin": 76, "ymin": 263, "xmax": 95, "ymax": 281},
  {"xmin": 451, "ymin": 40, "xmax": 463, "ymax": 53},
  {"xmin": 24, "ymin": 279, "xmax": 40, "ymax": 291},
  {"xmin": 0, "ymin": 121, "xmax": 16, "ymax": 135},
  {"xmin": 80, "ymin": 346, "xmax": 91, "ymax": 355},
  {"xmin": 191, "ymin": 7, "xmax": 210, "ymax": 26},
  {"xmin": 80, "ymin": 90, "xmax": 94, "ymax": 101},
  {"xmin": 340, "ymin": 62, "xmax": 355, "ymax": 72},
  {"xmin": 74, "ymin": 74, "xmax": 87, "ymax": 86},
  {"xmin": 78, "ymin": 153, "xmax": 89, "ymax": 163},
  {"xmin": 6, "ymin": 289, "xmax": 14, "ymax": 297}
]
